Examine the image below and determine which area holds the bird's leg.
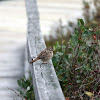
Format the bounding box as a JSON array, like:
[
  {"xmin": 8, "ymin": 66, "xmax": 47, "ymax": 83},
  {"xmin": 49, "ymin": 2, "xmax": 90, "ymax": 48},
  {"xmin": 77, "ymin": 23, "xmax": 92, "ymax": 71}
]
[
  {"xmin": 42, "ymin": 62, "xmax": 47, "ymax": 64},
  {"xmin": 40, "ymin": 62, "xmax": 47, "ymax": 67},
  {"xmin": 42, "ymin": 61, "xmax": 47, "ymax": 64}
]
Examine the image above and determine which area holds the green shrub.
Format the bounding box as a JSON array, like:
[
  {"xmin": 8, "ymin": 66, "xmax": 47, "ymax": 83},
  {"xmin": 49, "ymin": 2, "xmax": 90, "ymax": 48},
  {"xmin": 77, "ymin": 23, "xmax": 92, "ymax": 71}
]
[
  {"xmin": 52, "ymin": 19, "xmax": 100, "ymax": 99},
  {"xmin": 17, "ymin": 75, "xmax": 35, "ymax": 100},
  {"xmin": 16, "ymin": 19, "xmax": 99, "ymax": 100}
]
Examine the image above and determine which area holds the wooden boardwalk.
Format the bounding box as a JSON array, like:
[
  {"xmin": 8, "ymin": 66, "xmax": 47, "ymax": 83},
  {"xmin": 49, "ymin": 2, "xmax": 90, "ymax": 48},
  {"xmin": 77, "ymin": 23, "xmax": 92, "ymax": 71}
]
[
  {"xmin": 0, "ymin": 0, "xmax": 82, "ymax": 99},
  {"xmin": 0, "ymin": 31, "xmax": 25, "ymax": 100},
  {"xmin": 0, "ymin": 0, "xmax": 26, "ymax": 99}
]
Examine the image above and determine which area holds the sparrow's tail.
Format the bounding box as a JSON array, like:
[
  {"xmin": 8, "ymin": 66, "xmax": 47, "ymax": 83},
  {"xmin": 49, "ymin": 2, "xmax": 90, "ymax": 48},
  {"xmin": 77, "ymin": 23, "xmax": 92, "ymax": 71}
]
[{"xmin": 29, "ymin": 58, "xmax": 39, "ymax": 63}]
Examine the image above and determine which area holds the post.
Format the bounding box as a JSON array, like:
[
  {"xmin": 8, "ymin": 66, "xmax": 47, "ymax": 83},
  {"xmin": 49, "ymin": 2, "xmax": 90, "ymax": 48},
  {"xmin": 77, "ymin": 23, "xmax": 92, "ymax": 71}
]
[{"xmin": 25, "ymin": 0, "xmax": 65, "ymax": 100}]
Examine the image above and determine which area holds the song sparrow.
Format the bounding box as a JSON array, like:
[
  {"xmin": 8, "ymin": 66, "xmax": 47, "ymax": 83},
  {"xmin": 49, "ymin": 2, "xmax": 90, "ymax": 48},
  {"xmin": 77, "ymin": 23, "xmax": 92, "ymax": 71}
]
[{"xmin": 29, "ymin": 48, "xmax": 53, "ymax": 63}]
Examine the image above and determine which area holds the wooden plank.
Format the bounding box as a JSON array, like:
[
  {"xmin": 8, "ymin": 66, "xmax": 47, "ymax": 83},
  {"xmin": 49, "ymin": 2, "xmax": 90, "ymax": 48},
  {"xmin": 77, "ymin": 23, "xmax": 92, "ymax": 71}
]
[
  {"xmin": 0, "ymin": 78, "xmax": 21, "ymax": 89},
  {"xmin": 0, "ymin": 70, "xmax": 23, "ymax": 77},
  {"xmin": 0, "ymin": 39, "xmax": 25, "ymax": 100},
  {"xmin": 0, "ymin": 90, "xmax": 22, "ymax": 100},
  {"xmin": 0, "ymin": 46, "xmax": 25, "ymax": 100}
]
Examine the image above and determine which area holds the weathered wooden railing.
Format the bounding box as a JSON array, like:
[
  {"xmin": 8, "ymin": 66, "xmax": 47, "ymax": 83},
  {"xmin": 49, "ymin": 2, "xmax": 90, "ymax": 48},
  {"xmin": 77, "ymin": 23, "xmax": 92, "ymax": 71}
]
[{"xmin": 25, "ymin": 0, "xmax": 65, "ymax": 100}]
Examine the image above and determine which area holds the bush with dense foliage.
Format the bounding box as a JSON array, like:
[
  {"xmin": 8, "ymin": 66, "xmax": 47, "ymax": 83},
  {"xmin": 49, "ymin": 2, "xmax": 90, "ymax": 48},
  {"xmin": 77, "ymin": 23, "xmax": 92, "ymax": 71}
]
[
  {"xmin": 16, "ymin": 19, "xmax": 99, "ymax": 100},
  {"xmin": 52, "ymin": 19, "xmax": 100, "ymax": 100}
]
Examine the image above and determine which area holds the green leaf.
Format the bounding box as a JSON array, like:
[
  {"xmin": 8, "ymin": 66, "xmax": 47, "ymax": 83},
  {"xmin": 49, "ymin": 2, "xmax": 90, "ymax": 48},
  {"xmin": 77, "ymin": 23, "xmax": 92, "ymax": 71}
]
[
  {"xmin": 17, "ymin": 80, "xmax": 22, "ymax": 87},
  {"xmin": 80, "ymin": 19, "xmax": 84, "ymax": 26},
  {"xmin": 71, "ymin": 34, "xmax": 78, "ymax": 47},
  {"xmin": 63, "ymin": 55, "xmax": 70, "ymax": 65},
  {"xmin": 87, "ymin": 47, "xmax": 93, "ymax": 55},
  {"xmin": 68, "ymin": 54, "xmax": 73, "ymax": 59},
  {"xmin": 75, "ymin": 47, "xmax": 79, "ymax": 56},
  {"xmin": 76, "ymin": 75, "xmax": 80, "ymax": 79},
  {"xmin": 57, "ymin": 69, "xmax": 64, "ymax": 76},
  {"xmin": 75, "ymin": 28, "xmax": 79, "ymax": 36},
  {"xmin": 78, "ymin": 57, "xmax": 82, "ymax": 62},
  {"xmin": 82, "ymin": 30, "xmax": 93, "ymax": 38},
  {"xmin": 76, "ymin": 80, "xmax": 81, "ymax": 83},
  {"xmin": 68, "ymin": 47, "xmax": 73, "ymax": 52},
  {"xmin": 78, "ymin": 19, "xmax": 84, "ymax": 30},
  {"xmin": 25, "ymin": 90, "xmax": 31, "ymax": 98},
  {"xmin": 54, "ymin": 41, "xmax": 59, "ymax": 50},
  {"xmin": 55, "ymin": 52, "xmax": 63, "ymax": 56},
  {"xmin": 17, "ymin": 89, "xmax": 24, "ymax": 95},
  {"xmin": 82, "ymin": 30, "xmax": 88, "ymax": 34},
  {"xmin": 17, "ymin": 79, "xmax": 28, "ymax": 89},
  {"xmin": 78, "ymin": 40, "xmax": 84, "ymax": 45},
  {"xmin": 78, "ymin": 19, "xmax": 84, "ymax": 26}
]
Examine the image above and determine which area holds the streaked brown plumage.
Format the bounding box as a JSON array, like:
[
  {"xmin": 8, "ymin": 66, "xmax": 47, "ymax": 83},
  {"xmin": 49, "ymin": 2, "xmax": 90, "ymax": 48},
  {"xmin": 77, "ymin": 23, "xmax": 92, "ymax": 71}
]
[{"xmin": 29, "ymin": 48, "xmax": 53, "ymax": 63}]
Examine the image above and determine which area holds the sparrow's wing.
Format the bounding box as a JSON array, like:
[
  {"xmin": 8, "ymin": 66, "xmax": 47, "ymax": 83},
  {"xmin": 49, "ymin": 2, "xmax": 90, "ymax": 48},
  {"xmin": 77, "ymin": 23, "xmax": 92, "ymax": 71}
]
[{"xmin": 38, "ymin": 49, "xmax": 48, "ymax": 59}]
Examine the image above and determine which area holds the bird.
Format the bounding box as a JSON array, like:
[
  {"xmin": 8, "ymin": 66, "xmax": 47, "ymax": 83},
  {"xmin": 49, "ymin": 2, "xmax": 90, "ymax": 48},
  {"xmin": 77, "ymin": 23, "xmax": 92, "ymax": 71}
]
[{"xmin": 29, "ymin": 47, "xmax": 53, "ymax": 63}]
